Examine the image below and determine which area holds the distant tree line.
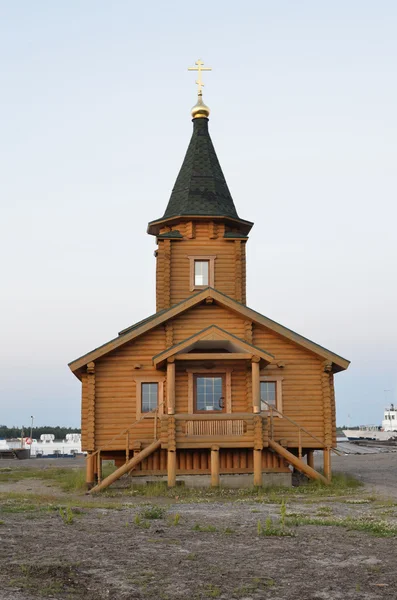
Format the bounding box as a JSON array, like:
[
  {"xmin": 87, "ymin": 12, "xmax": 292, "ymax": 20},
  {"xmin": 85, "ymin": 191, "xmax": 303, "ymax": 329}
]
[{"xmin": 0, "ymin": 425, "xmax": 81, "ymax": 440}]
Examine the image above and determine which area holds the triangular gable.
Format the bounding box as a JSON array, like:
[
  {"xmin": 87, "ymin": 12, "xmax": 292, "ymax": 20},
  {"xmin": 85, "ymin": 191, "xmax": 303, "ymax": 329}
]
[
  {"xmin": 152, "ymin": 325, "xmax": 275, "ymax": 367},
  {"xmin": 69, "ymin": 287, "xmax": 350, "ymax": 376}
]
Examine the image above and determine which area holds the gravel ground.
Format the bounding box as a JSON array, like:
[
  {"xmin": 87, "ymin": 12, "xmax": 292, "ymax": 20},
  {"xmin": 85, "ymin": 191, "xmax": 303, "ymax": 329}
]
[{"xmin": 0, "ymin": 454, "xmax": 397, "ymax": 599}]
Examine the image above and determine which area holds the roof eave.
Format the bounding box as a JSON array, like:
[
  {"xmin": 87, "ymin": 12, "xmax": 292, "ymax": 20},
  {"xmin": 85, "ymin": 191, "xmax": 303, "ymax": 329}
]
[{"xmin": 147, "ymin": 214, "xmax": 254, "ymax": 237}]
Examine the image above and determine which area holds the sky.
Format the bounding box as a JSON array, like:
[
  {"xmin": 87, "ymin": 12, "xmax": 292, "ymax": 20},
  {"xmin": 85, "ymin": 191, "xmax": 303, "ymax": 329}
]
[{"xmin": 1, "ymin": 1, "xmax": 396, "ymax": 428}]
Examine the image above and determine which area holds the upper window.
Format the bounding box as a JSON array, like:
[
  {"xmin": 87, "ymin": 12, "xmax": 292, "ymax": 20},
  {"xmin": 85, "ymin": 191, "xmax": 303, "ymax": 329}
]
[
  {"xmin": 141, "ymin": 382, "xmax": 158, "ymax": 413},
  {"xmin": 260, "ymin": 381, "xmax": 276, "ymax": 411},
  {"xmin": 194, "ymin": 260, "xmax": 209, "ymax": 286},
  {"xmin": 188, "ymin": 255, "xmax": 216, "ymax": 291},
  {"xmin": 194, "ymin": 375, "xmax": 225, "ymax": 412}
]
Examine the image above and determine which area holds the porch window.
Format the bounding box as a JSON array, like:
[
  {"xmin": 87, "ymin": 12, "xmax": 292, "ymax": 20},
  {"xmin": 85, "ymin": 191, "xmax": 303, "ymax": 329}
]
[
  {"xmin": 194, "ymin": 375, "xmax": 225, "ymax": 412},
  {"xmin": 194, "ymin": 260, "xmax": 209, "ymax": 286},
  {"xmin": 141, "ymin": 382, "xmax": 158, "ymax": 413}
]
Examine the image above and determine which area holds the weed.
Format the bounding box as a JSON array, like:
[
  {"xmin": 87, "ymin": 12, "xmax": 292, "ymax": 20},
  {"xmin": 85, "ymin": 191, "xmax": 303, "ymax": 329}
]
[
  {"xmin": 204, "ymin": 584, "xmax": 221, "ymax": 598},
  {"xmin": 192, "ymin": 523, "xmax": 217, "ymax": 532},
  {"xmin": 280, "ymin": 499, "xmax": 287, "ymax": 528},
  {"xmin": 0, "ymin": 520, "xmax": 4, "ymax": 525},
  {"xmin": 140, "ymin": 505, "xmax": 166, "ymax": 520},
  {"xmin": 172, "ymin": 512, "xmax": 180, "ymax": 525},
  {"xmin": 59, "ymin": 506, "xmax": 74, "ymax": 525},
  {"xmin": 257, "ymin": 516, "xmax": 295, "ymax": 537},
  {"xmin": 186, "ymin": 553, "xmax": 196, "ymax": 560},
  {"xmin": 345, "ymin": 498, "xmax": 371, "ymax": 505},
  {"xmin": 223, "ymin": 527, "xmax": 235, "ymax": 534}
]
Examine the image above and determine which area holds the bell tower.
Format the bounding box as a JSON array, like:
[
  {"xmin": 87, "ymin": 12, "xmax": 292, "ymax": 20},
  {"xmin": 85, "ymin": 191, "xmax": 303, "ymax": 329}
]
[{"xmin": 147, "ymin": 60, "xmax": 253, "ymax": 311}]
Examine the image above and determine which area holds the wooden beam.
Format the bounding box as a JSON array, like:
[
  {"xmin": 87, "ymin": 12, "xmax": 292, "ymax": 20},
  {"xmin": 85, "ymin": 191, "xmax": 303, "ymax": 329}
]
[
  {"xmin": 166, "ymin": 359, "xmax": 175, "ymax": 415},
  {"xmin": 323, "ymin": 447, "xmax": 331, "ymax": 481},
  {"xmin": 86, "ymin": 454, "xmax": 95, "ymax": 488},
  {"xmin": 175, "ymin": 353, "xmax": 252, "ymax": 361},
  {"xmin": 252, "ymin": 358, "xmax": 261, "ymax": 414},
  {"xmin": 253, "ymin": 449, "xmax": 262, "ymax": 486},
  {"xmin": 167, "ymin": 450, "xmax": 176, "ymax": 487},
  {"xmin": 211, "ymin": 446, "xmax": 220, "ymax": 487}
]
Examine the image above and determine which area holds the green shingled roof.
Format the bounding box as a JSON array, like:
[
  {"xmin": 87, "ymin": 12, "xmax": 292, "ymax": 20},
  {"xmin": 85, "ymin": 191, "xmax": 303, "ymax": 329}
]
[
  {"xmin": 148, "ymin": 118, "xmax": 253, "ymax": 235},
  {"xmin": 162, "ymin": 118, "xmax": 239, "ymax": 219}
]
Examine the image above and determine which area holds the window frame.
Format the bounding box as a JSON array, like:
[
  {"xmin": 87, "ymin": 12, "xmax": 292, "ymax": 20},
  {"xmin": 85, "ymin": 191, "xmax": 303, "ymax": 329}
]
[
  {"xmin": 193, "ymin": 373, "xmax": 226, "ymax": 414},
  {"xmin": 188, "ymin": 255, "xmax": 216, "ymax": 291},
  {"xmin": 187, "ymin": 368, "xmax": 232, "ymax": 414},
  {"xmin": 133, "ymin": 375, "xmax": 165, "ymax": 419},
  {"xmin": 260, "ymin": 376, "xmax": 284, "ymax": 416}
]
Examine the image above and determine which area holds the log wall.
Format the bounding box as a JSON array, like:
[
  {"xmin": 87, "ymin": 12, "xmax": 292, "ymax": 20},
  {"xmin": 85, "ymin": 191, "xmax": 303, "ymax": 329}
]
[{"xmin": 156, "ymin": 221, "xmax": 247, "ymax": 310}]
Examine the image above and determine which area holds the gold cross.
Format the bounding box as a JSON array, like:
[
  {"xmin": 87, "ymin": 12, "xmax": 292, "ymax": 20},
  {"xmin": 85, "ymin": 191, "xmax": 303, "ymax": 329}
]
[{"xmin": 188, "ymin": 59, "xmax": 212, "ymax": 94}]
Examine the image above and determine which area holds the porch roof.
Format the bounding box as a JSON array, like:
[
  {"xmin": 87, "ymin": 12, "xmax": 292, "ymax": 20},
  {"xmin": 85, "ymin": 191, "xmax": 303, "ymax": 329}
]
[{"xmin": 152, "ymin": 324, "xmax": 275, "ymax": 367}]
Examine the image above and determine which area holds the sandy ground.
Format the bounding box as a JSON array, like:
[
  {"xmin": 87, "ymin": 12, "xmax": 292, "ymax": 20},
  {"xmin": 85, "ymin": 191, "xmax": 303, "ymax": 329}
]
[{"xmin": 0, "ymin": 454, "xmax": 397, "ymax": 599}]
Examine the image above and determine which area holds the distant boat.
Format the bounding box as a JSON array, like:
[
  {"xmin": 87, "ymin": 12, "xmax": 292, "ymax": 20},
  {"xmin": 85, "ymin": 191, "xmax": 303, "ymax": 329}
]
[
  {"xmin": 343, "ymin": 404, "xmax": 397, "ymax": 441},
  {"xmin": 2, "ymin": 433, "xmax": 83, "ymax": 458}
]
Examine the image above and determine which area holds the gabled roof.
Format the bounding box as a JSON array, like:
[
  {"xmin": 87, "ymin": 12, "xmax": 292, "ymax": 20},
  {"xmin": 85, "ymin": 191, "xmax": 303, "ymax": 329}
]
[
  {"xmin": 69, "ymin": 288, "xmax": 350, "ymax": 377},
  {"xmin": 147, "ymin": 118, "xmax": 253, "ymax": 236},
  {"xmin": 152, "ymin": 324, "xmax": 275, "ymax": 367}
]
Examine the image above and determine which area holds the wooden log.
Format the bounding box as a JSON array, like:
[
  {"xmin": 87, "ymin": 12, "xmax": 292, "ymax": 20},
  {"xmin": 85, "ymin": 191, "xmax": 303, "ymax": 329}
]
[
  {"xmin": 251, "ymin": 358, "xmax": 260, "ymax": 414},
  {"xmin": 211, "ymin": 446, "xmax": 220, "ymax": 487},
  {"xmin": 253, "ymin": 449, "xmax": 262, "ymax": 486},
  {"xmin": 86, "ymin": 453, "xmax": 95, "ymax": 488},
  {"xmin": 167, "ymin": 360, "xmax": 175, "ymax": 415},
  {"xmin": 307, "ymin": 450, "xmax": 314, "ymax": 469},
  {"xmin": 323, "ymin": 448, "xmax": 331, "ymax": 481},
  {"xmin": 167, "ymin": 450, "xmax": 176, "ymax": 487}
]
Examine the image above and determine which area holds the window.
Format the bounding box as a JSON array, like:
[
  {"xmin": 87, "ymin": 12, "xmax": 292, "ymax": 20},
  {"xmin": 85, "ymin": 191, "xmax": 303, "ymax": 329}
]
[
  {"xmin": 133, "ymin": 376, "xmax": 165, "ymax": 419},
  {"xmin": 188, "ymin": 255, "xmax": 216, "ymax": 290},
  {"xmin": 260, "ymin": 376, "xmax": 284, "ymax": 414},
  {"xmin": 194, "ymin": 260, "xmax": 209, "ymax": 286},
  {"xmin": 260, "ymin": 381, "xmax": 276, "ymax": 411},
  {"xmin": 194, "ymin": 375, "xmax": 225, "ymax": 412},
  {"xmin": 141, "ymin": 383, "xmax": 158, "ymax": 412}
]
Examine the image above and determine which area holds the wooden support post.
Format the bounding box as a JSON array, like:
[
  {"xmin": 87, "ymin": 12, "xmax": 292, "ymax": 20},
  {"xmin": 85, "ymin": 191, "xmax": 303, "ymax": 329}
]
[
  {"xmin": 307, "ymin": 450, "xmax": 314, "ymax": 469},
  {"xmin": 323, "ymin": 447, "xmax": 331, "ymax": 481},
  {"xmin": 126, "ymin": 432, "xmax": 130, "ymax": 463},
  {"xmin": 86, "ymin": 453, "xmax": 95, "ymax": 488},
  {"xmin": 167, "ymin": 450, "xmax": 176, "ymax": 487},
  {"xmin": 97, "ymin": 451, "xmax": 102, "ymax": 484},
  {"xmin": 211, "ymin": 446, "xmax": 220, "ymax": 487},
  {"xmin": 167, "ymin": 358, "xmax": 175, "ymax": 415},
  {"xmin": 253, "ymin": 449, "xmax": 262, "ymax": 486},
  {"xmin": 251, "ymin": 357, "xmax": 261, "ymax": 414}
]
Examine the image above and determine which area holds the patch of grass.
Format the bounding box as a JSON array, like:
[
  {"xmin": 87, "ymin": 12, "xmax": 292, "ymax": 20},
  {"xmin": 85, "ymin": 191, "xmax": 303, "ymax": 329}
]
[
  {"xmin": 287, "ymin": 514, "xmax": 397, "ymax": 537},
  {"xmin": 234, "ymin": 577, "xmax": 276, "ymax": 596},
  {"xmin": 257, "ymin": 517, "xmax": 295, "ymax": 537},
  {"xmin": 204, "ymin": 583, "xmax": 221, "ymax": 598},
  {"xmin": 192, "ymin": 523, "xmax": 217, "ymax": 532},
  {"xmin": 345, "ymin": 498, "xmax": 371, "ymax": 505},
  {"xmin": 223, "ymin": 526, "xmax": 235, "ymax": 534},
  {"xmin": 59, "ymin": 506, "xmax": 74, "ymax": 525},
  {"xmin": 139, "ymin": 505, "xmax": 166, "ymax": 520},
  {"xmin": 316, "ymin": 505, "xmax": 333, "ymax": 516},
  {"xmin": 186, "ymin": 553, "xmax": 196, "ymax": 560}
]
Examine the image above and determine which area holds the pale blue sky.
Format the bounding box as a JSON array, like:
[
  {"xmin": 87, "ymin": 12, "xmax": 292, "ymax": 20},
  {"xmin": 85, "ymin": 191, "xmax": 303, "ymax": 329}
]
[{"xmin": 1, "ymin": 1, "xmax": 396, "ymax": 427}]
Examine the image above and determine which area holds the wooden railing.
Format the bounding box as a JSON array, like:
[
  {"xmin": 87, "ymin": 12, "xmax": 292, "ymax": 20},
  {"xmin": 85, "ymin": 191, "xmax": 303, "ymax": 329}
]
[{"xmin": 166, "ymin": 413, "xmax": 257, "ymax": 449}]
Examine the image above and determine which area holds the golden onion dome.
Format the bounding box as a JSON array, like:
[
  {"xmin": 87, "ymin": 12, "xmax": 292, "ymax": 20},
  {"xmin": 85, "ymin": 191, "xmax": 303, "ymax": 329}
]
[{"xmin": 191, "ymin": 91, "xmax": 210, "ymax": 119}]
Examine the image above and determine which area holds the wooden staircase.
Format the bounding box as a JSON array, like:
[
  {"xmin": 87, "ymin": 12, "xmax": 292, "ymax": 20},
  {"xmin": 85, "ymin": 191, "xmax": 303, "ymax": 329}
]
[
  {"xmin": 89, "ymin": 439, "xmax": 161, "ymax": 494},
  {"xmin": 268, "ymin": 439, "xmax": 328, "ymax": 484}
]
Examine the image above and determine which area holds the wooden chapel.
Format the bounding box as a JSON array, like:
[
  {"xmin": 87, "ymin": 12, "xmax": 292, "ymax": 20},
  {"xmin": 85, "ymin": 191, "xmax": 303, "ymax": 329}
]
[{"xmin": 69, "ymin": 62, "xmax": 350, "ymax": 492}]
